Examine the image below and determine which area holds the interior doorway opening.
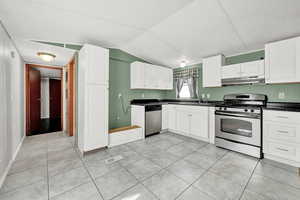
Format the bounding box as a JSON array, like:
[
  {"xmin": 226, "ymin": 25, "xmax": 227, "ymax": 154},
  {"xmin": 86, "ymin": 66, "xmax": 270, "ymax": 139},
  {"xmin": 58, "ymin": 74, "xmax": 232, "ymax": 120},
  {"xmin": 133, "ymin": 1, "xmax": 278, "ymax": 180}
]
[{"xmin": 26, "ymin": 64, "xmax": 63, "ymax": 135}]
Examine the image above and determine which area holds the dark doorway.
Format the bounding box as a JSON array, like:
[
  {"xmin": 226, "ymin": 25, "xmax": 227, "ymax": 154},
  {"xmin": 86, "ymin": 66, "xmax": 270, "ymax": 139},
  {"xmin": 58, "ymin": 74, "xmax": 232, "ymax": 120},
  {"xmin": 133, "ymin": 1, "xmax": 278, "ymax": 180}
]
[
  {"xmin": 26, "ymin": 64, "xmax": 63, "ymax": 135},
  {"xmin": 50, "ymin": 79, "xmax": 62, "ymax": 119}
]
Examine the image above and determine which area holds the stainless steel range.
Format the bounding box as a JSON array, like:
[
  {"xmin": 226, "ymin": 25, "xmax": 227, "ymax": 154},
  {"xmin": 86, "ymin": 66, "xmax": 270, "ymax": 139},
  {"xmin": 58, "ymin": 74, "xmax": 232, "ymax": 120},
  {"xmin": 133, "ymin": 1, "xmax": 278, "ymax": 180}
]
[{"xmin": 215, "ymin": 94, "xmax": 267, "ymax": 158}]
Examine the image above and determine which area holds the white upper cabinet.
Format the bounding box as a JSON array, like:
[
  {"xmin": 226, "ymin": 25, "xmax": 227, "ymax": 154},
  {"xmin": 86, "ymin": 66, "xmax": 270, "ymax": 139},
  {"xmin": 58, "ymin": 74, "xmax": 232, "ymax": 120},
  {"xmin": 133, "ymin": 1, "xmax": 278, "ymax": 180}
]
[
  {"xmin": 203, "ymin": 55, "xmax": 225, "ymax": 87},
  {"xmin": 265, "ymin": 37, "xmax": 300, "ymax": 83},
  {"xmin": 82, "ymin": 44, "xmax": 109, "ymax": 85},
  {"xmin": 222, "ymin": 60, "xmax": 264, "ymax": 80},
  {"xmin": 130, "ymin": 61, "xmax": 173, "ymax": 90},
  {"xmin": 222, "ymin": 64, "xmax": 241, "ymax": 79},
  {"xmin": 241, "ymin": 60, "xmax": 264, "ymax": 78},
  {"xmin": 130, "ymin": 62, "xmax": 145, "ymax": 88}
]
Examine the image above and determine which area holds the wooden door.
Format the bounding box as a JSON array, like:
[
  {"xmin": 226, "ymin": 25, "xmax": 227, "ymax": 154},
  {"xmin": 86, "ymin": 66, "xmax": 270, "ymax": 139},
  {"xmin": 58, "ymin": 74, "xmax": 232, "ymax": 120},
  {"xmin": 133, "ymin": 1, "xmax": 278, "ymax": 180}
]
[
  {"xmin": 29, "ymin": 67, "xmax": 41, "ymax": 134},
  {"xmin": 67, "ymin": 59, "xmax": 75, "ymax": 136},
  {"xmin": 49, "ymin": 79, "xmax": 61, "ymax": 119}
]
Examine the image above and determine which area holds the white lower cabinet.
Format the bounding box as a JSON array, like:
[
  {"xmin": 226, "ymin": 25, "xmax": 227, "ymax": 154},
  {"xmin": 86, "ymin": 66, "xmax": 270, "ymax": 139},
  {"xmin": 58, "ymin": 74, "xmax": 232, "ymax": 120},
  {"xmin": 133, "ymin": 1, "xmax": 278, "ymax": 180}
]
[
  {"xmin": 162, "ymin": 105, "xmax": 212, "ymax": 143},
  {"xmin": 189, "ymin": 108, "xmax": 209, "ymax": 140},
  {"xmin": 176, "ymin": 108, "xmax": 190, "ymax": 135},
  {"xmin": 263, "ymin": 110, "xmax": 300, "ymax": 167}
]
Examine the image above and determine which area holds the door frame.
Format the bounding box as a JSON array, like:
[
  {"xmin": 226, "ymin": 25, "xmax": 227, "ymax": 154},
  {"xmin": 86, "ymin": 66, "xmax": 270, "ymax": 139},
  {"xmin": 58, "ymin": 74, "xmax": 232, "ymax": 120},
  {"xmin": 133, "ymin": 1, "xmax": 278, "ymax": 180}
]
[
  {"xmin": 25, "ymin": 64, "xmax": 63, "ymax": 136},
  {"xmin": 67, "ymin": 58, "xmax": 76, "ymax": 136}
]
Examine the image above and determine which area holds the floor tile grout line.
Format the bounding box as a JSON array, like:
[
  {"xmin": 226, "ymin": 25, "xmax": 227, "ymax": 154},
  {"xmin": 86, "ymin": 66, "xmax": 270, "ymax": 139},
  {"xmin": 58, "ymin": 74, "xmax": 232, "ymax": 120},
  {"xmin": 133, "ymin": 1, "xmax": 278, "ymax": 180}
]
[
  {"xmin": 173, "ymin": 151, "xmax": 229, "ymax": 200},
  {"xmin": 47, "ymin": 138, "xmax": 50, "ymax": 200},
  {"xmin": 115, "ymin": 164, "xmax": 161, "ymax": 200},
  {"xmin": 73, "ymin": 144, "xmax": 106, "ymax": 200},
  {"xmin": 253, "ymin": 163, "xmax": 300, "ymax": 192},
  {"xmin": 120, "ymin": 159, "xmax": 162, "ymax": 200},
  {"xmin": 238, "ymin": 159, "xmax": 260, "ymax": 200},
  {"xmin": 121, "ymin": 141, "xmax": 227, "ymax": 200}
]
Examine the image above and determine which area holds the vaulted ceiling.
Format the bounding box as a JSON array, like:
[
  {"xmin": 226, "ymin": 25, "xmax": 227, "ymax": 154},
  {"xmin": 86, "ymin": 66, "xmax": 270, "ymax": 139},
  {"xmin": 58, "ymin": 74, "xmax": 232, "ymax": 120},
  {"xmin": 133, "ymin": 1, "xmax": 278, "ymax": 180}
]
[{"xmin": 1, "ymin": 0, "xmax": 300, "ymax": 68}]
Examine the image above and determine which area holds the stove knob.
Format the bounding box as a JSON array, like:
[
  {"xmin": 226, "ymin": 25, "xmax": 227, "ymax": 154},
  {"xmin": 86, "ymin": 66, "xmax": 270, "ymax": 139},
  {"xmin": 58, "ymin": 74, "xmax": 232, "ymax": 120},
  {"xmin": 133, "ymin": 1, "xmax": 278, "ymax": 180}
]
[
  {"xmin": 244, "ymin": 109, "xmax": 248, "ymax": 112},
  {"xmin": 251, "ymin": 109, "xmax": 254, "ymax": 112},
  {"xmin": 224, "ymin": 107, "xmax": 227, "ymax": 111}
]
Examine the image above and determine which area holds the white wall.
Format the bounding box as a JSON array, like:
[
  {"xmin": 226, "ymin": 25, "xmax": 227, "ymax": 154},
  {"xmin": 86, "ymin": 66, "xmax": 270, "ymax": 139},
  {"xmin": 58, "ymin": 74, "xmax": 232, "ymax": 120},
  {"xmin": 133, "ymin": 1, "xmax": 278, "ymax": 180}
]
[
  {"xmin": 0, "ymin": 22, "xmax": 25, "ymax": 188},
  {"xmin": 41, "ymin": 78, "xmax": 50, "ymax": 119}
]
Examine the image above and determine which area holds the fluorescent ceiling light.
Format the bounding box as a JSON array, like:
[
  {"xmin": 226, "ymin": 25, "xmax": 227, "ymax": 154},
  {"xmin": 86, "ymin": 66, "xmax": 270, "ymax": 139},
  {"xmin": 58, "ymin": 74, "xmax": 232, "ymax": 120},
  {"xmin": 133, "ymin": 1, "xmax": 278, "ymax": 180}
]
[{"xmin": 37, "ymin": 52, "xmax": 56, "ymax": 62}]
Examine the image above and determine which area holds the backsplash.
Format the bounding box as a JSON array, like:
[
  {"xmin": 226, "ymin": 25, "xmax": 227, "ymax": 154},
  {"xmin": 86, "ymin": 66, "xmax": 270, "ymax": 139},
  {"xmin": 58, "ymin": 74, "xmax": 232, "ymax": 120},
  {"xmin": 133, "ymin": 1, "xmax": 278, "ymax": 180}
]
[{"xmin": 165, "ymin": 50, "xmax": 300, "ymax": 102}]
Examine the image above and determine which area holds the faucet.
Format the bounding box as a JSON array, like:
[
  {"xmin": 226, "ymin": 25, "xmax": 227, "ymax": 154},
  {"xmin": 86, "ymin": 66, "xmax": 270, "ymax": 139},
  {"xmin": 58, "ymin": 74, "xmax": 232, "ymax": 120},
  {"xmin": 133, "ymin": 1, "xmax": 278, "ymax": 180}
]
[{"xmin": 199, "ymin": 94, "xmax": 206, "ymax": 103}]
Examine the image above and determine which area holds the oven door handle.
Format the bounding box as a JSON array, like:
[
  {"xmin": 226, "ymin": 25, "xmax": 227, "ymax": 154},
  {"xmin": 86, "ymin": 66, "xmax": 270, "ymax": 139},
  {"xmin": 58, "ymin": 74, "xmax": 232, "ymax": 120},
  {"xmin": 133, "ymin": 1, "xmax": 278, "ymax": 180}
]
[{"xmin": 215, "ymin": 111, "xmax": 260, "ymax": 119}]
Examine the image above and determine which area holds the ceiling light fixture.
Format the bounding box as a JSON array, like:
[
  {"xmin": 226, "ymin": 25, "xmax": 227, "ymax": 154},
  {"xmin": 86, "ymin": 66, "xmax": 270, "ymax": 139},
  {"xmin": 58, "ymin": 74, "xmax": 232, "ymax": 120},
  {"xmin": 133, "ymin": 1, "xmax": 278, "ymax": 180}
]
[
  {"xmin": 37, "ymin": 52, "xmax": 56, "ymax": 62},
  {"xmin": 180, "ymin": 60, "xmax": 186, "ymax": 68}
]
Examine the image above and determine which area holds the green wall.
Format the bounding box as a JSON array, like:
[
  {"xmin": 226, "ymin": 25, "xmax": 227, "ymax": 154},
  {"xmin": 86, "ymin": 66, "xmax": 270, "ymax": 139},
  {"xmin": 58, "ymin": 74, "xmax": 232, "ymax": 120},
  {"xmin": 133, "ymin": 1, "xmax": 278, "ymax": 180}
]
[
  {"xmin": 166, "ymin": 50, "xmax": 300, "ymax": 102},
  {"xmin": 109, "ymin": 49, "xmax": 168, "ymax": 129}
]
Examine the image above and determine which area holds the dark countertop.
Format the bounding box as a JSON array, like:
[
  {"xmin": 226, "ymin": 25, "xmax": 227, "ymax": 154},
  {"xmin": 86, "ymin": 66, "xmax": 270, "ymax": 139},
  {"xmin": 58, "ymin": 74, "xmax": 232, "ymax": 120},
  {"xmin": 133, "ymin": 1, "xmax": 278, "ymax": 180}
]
[
  {"xmin": 263, "ymin": 102, "xmax": 300, "ymax": 112},
  {"xmin": 130, "ymin": 99, "xmax": 223, "ymax": 107},
  {"xmin": 131, "ymin": 99, "xmax": 300, "ymax": 112}
]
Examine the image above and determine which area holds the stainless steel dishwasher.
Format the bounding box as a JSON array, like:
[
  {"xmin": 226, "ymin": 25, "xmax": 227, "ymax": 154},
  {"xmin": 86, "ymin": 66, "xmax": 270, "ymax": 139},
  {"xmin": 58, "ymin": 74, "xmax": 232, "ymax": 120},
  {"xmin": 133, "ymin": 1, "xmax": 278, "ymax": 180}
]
[{"xmin": 145, "ymin": 105, "xmax": 162, "ymax": 137}]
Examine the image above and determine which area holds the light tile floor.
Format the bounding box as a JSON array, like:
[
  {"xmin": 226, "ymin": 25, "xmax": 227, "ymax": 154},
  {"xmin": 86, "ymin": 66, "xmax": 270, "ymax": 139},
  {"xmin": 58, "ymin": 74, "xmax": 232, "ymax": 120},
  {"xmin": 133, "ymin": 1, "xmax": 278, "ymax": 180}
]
[{"xmin": 1, "ymin": 131, "xmax": 300, "ymax": 200}]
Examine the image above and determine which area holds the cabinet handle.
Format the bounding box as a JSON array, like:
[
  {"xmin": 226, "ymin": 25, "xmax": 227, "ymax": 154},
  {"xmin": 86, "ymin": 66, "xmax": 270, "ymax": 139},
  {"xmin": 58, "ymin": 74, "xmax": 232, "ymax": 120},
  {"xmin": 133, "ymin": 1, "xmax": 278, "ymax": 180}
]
[
  {"xmin": 276, "ymin": 147, "xmax": 289, "ymax": 152},
  {"xmin": 277, "ymin": 130, "xmax": 289, "ymax": 134},
  {"xmin": 276, "ymin": 116, "xmax": 288, "ymax": 119}
]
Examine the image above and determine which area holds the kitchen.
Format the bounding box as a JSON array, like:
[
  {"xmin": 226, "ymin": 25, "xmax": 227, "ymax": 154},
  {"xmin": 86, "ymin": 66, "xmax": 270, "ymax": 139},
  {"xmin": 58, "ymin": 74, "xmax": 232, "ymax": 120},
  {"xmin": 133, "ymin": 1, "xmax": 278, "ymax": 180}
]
[{"xmin": 1, "ymin": 0, "xmax": 300, "ymax": 200}]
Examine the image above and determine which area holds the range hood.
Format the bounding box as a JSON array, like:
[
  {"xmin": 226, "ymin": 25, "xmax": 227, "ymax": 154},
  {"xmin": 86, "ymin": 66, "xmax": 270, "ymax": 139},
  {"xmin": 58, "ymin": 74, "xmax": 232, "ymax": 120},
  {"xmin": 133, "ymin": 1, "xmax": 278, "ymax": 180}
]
[{"xmin": 222, "ymin": 76, "xmax": 265, "ymax": 86}]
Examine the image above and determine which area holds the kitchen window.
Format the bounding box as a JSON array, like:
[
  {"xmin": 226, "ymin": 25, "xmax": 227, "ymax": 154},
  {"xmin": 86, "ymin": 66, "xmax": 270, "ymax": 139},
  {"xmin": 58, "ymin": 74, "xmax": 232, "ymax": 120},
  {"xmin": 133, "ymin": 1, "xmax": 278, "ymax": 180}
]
[
  {"xmin": 179, "ymin": 81, "xmax": 191, "ymax": 98},
  {"xmin": 174, "ymin": 68, "xmax": 199, "ymax": 99}
]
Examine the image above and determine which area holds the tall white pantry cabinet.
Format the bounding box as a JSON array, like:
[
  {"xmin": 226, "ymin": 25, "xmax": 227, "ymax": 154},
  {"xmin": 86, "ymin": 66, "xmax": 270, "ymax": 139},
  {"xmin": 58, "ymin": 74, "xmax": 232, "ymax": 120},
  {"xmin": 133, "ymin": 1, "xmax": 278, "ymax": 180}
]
[{"xmin": 78, "ymin": 44, "xmax": 109, "ymax": 153}]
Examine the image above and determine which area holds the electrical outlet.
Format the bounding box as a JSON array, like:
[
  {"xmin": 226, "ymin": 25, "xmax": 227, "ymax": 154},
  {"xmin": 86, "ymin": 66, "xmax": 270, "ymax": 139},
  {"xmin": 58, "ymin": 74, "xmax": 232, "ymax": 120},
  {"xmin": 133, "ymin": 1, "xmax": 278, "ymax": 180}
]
[
  {"xmin": 278, "ymin": 92, "xmax": 285, "ymax": 99},
  {"xmin": 207, "ymin": 93, "xmax": 210, "ymax": 99},
  {"xmin": 118, "ymin": 93, "xmax": 122, "ymax": 98},
  {"xmin": 117, "ymin": 116, "xmax": 120, "ymax": 120},
  {"xmin": 142, "ymin": 93, "xmax": 145, "ymax": 98},
  {"xmin": 201, "ymin": 94, "xmax": 205, "ymax": 99}
]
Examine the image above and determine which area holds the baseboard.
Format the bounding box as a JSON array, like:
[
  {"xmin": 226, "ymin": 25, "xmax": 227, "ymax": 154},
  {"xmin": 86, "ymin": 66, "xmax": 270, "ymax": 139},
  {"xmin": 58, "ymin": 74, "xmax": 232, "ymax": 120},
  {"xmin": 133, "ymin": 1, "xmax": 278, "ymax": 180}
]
[
  {"xmin": 0, "ymin": 135, "xmax": 25, "ymax": 189},
  {"xmin": 166, "ymin": 129, "xmax": 211, "ymax": 143}
]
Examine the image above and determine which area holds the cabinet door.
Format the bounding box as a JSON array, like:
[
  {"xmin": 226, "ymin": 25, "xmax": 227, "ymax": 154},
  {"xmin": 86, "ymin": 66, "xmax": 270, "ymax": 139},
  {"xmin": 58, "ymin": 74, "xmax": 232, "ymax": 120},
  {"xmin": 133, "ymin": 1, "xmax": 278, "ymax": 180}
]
[
  {"xmin": 176, "ymin": 109, "xmax": 190, "ymax": 134},
  {"xmin": 265, "ymin": 38, "xmax": 298, "ymax": 83},
  {"xmin": 130, "ymin": 62, "xmax": 145, "ymax": 89},
  {"xmin": 156, "ymin": 66, "xmax": 166, "ymax": 89},
  {"xmin": 162, "ymin": 105, "xmax": 169, "ymax": 130},
  {"xmin": 241, "ymin": 60, "xmax": 264, "ymax": 78},
  {"xmin": 144, "ymin": 64, "xmax": 158, "ymax": 89},
  {"xmin": 222, "ymin": 64, "xmax": 241, "ymax": 79},
  {"xmin": 203, "ymin": 55, "xmax": 224, "ymax": 87},
  {"xmin": 190, "ymin": 108, "xmax": 209, "ymax": 139},
  {"xmin": 87, "ymin": 45, "xmax": 109, "ymax": 85},
  {"xmin": 168, "ymin": 106, "xmax": 177, "ymax": 131},
  {"xmin": 166, "ymin": 68, "xmax": 173, "ymax": 90},
  {"xmin": 86, "ymin": 85, "xmax": 108, "ymax": 151}
]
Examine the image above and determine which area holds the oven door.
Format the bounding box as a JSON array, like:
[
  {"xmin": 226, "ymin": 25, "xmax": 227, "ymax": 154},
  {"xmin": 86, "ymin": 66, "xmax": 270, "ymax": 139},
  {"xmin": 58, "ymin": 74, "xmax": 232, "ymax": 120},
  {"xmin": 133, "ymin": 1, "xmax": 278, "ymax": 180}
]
[{"xmin": 215, "ymin": 112, "xmax": 261, "ymax": 147}]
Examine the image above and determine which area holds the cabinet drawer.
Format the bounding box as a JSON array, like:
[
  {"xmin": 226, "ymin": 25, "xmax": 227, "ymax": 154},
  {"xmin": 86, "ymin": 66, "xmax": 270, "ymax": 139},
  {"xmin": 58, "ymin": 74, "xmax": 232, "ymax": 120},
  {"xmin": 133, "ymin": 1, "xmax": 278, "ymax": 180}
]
[
  {"xmin": 264, "ymin": 110, "xmax": 300, "ymax": 124},
  {"xmin": 264, "ymin": 122, "xmax": 300, "ymax": 143},
  {"xmin": 264, "ymin": 140, "xmax": 299, "ymax": 161}
]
